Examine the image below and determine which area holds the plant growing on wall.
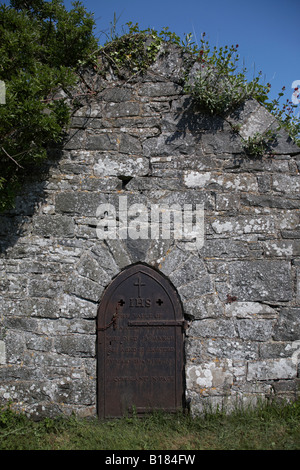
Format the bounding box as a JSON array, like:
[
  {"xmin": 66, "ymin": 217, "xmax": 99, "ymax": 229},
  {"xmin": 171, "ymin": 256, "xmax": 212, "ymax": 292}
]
[
  {"xmin": 241, "ymin": 130, "xmax": 277, "ymax": 158},
  {"xmin": 265, "ymin": 86, "xmax": 300, "ymax": 146},
  {"xmin": 184, "ymin": 36, "xmax": 271, "ymax": 115},
  {"xmin": 96, "ymin": 23, "xmax": 163, "ymax": 78},
  {"xmin": 95, "ymin": 22, "xmax": 186, "ymax": 79},
  {"xmin": 183, "ymin": 35, "xmax": 300, "ymax": 149}
]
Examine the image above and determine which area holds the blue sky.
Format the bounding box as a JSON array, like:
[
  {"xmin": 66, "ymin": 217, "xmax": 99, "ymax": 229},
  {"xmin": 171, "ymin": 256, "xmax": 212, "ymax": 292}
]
[{"xmin": 64, "ymin": 0, "xmax": 299, "ymax": 111}]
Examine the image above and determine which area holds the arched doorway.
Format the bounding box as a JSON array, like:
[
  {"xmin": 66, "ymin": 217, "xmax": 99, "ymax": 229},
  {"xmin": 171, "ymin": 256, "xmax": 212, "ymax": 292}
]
[{"xmin": 97, "ymin": 263, "xmax": 185, "ymax": 418}]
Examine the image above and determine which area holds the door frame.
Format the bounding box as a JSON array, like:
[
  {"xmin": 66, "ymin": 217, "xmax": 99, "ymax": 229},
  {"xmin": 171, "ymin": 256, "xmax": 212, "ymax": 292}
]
[{"xmin": 96, "ymin": 263, "xmax": 185, "ymax": 418}]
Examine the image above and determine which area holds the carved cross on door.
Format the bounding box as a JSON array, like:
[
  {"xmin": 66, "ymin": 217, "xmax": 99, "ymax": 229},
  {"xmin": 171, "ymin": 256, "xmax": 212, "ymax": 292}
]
[{"xmin": 133, "ymin": 274, "xmax": 145, "ymax": 298}]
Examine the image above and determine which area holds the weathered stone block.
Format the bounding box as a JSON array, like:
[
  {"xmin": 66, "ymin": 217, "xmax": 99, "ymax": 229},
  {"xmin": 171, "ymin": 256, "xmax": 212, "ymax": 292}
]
[
  {"xmin": 225, "ymin": 301, "xmax": 277, "ymax": 318},
  {"xmin": 282, "ymin": 230, "xmax": 300, "ymax": 239},
  {"xmin": 241, "ymin": 194, "xmax": 300, "ymax": 210},
  {"xmin": 54, "ymin": 335, "xmax": 95, "ymax": 357},
  {"xmin": 91, "ymin": 243, "xmax": 120, "ymax": 278},
  {"xmin": 148, "ymin": 44, "xmax": 187, "ymax": 81},
  {"xmin": 205, "ymin": 338, "xmax": 258, "ymax": 361},
  {"xmin": 77, "ymin": 253, "xmax": 111, "ymax": 286},
  {"xmin": 215, "ymin": 193, "xmax": 240, "ymax": 211},
  {"xmin": 169, "ymin": 255, "xmax": 208, "ymax": 287},
  {"xmin": 178, "ymin": 276, "xmax": 213, "ymax": 300},
  {"xmin": 26, "ymin": 333, "xmax": 53, "ymax": 352},
  {"xmin": 54, "ymin": 377, "xmax": 96, "ymax": 405},
  {"xmin": 184, "ymin": 171, "xmax": 258, "ymax": 191},
  {"xmin": 29, "ymin": 298, "xmax": 61, "ymax": 318},
  {"xmin": 101, "ymin": 87, "xmax": 133, "ymax": 102},
  {"xmin": 235, "ymin": 319, "xmax": 275, "ymax": 341},
  {"xmin": 4, "ymin": 330, "xmax": 27, "ymax": 363},
  {"xmin": 263, "ymin": 240, "xmax": 294, "ymax": 257},
  {"xmin": 143, "ymin": 133, "xmax": 195, "ymax": 157},
  {"xmin": 273, "ymin": 308, "xmax": 300, "ymax": 341},
  {"xmin": 211, "ymin": 215, "xmax": 275, "ymax": 235},
  {"xmin": 201, "ymin": 239, "xmax": 252, "ymax": 259},
  {"xmin": 227, "ymin": 260, "xmax": 293, "ymax": 301},
  {"xmin": 159, "ymin": 245, "xmax": 191, "ymax": 277},
  {"xmin": 104, "ymin": 239, "xmax": 132, "ymax": 269},
  {"xmin": 119, "ymin": 133, "xmax": 142, "ymax": 154},
  {"xmin": 238, "ymin": 103, "xmax": 276, "ymax": 140},
  {"xmin": 125, "ymin": 176, "xmax": 183, "ymax": 192},
  {"xmin": 65, "ymin": 274, "xmax": 103, "ymax": 303},
  {"xmin": 201, "ymin": 132, "xmax": 242, "ymax": 154},
  {"xmin": 247, "ymin": 358, "xmax": 296, "ymax": 381},
  {"xmin": 63, "ymin": 129, "xmax": 85, "ymax": 149},
  {"xmin": 272, "ymin": 174, "xmax": 300, "ymax": 193},
  {"xmin": 259, "ymin": 341, "xmax": 296, "ymax": 359},
  {"xmin": 85, "ymin": 133, "xmax": 118, "ymax": 151},
  {"xmin": 272, "ymin": 380, "xmax": 300, "ymax": 400},
  {"xmin": 0, "ymin": 341, "xmax": 6, "ymax": 364},
  {"xmin": 28, "ymin": 278, "xmax": 63, "ymax": 298},
  {"xmin": 33, "ymin": 215, "xmax": 75, "ymax": 238},
  {"xmin": 187, "ymin": 319, "xmax": 237, "ymax": 339},
  {"xmin": 186, "ymin": 360, "xmax": 234, "ymax": 391},
  {"xmin": 58, "ymin": 294, "xmax": 97, "ymax": 319},
  {"xmin": 270, "ymin": 129, "xmax": 300, "ymax": 154},
  {"xmin": 157, "ymin": 189, "xmax": 208, "ymax": 208},
  {"xmin": 79, "ymin": 176, "xmax": 122, "ymax": 192},
  {"xmin": 93, "ymin": 154, "xmax": 149, "ymax": 177},
  {"xmin": 55, "ymin": 192, "xmax": 106, "ymax": 216},
  {"xmin": 184, "ymin": 293, "xmax": 224, "ymax": 320},
  {"xmin": 59, "ymin": 161, "xmax": 91, "ymax": 175},
  {"xmin": 104, "ymin": 101, "xmax": 140, "ymax": 117},
  {"xmin": 139, "ymin": 82, "xmax": 182, "ymax": 97}
]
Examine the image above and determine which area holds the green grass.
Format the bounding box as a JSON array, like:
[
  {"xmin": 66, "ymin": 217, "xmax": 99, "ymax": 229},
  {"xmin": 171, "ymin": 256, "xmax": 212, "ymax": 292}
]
[{"xmin": 0, "ymin": 400, "xmax": 299, "ymax": 450}]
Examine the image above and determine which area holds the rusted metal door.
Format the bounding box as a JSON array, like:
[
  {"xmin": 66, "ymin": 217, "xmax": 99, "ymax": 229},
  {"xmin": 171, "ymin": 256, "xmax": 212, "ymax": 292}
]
[{"xmin": 97, "ymin": 264, "xmax": 185, "ymax": 418}]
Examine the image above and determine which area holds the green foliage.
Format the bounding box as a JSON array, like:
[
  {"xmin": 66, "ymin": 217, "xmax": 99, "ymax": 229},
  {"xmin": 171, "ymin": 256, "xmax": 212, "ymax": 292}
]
[
  {"xmin": 9, "ymin": 0, "xmax": 98, "ymax": 68},
  {"xmin": 183, "ymin": 34, "xmax": 300, "ymax": 148},
  {"xmin": 184, "ymin": 35, "xmax": 271, "ymax": 116},
  {"xmin": 0, "ymin": 0, "xmax": 97, "ymax": 211},
  {"xmin": 265, "ymin": 86, "xmax": 300, "ymax": 146},
  {"xmin": 98, "ymin": 28, "xmax": 161, "ymax": 78},
  {"xmin": 242, "ymin": 129, "xmax": 277, "ymax": 158},
  {"xmin": 96, "ymin": 23, "xmax": 183, "ymax": 79}
]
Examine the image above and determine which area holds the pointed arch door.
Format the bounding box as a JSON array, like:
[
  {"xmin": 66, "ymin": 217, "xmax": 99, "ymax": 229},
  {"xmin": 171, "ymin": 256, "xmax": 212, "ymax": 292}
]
[{"xmin": 97, "ymin": 264, "xmax": 185, "ymax": 418}]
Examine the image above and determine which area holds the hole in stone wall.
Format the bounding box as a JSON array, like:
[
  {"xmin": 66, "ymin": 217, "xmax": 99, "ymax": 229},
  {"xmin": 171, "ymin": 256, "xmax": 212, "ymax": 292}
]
[{"xmin": 118, "ymin": 175, "xmax": 133, "ymax": 189}]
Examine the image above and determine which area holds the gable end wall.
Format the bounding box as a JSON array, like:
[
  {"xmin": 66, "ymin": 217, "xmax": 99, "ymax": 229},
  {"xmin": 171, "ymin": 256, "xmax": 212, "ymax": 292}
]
[{"xmin": 0, "ymin": 45, "xmax": 299, "ymax": 418}]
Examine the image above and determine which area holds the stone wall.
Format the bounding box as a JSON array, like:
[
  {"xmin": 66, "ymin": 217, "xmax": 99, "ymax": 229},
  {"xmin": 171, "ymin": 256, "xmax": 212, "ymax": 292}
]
[{"xmin": 0, "ymin": 44, "xmax": 299, "ymax": 418}]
